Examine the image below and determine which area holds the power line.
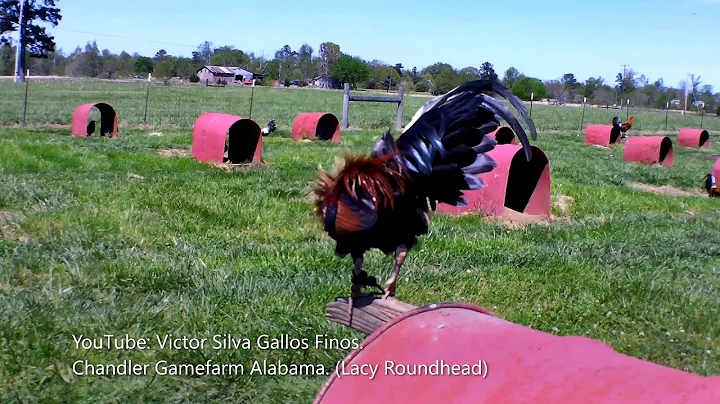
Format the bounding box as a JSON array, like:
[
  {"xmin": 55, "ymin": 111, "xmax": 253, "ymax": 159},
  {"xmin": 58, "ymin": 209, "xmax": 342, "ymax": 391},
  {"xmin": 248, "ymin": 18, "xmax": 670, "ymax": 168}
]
[{"xmin": 53, "ymin": 27, "xmax": 199, "ymax": 49}]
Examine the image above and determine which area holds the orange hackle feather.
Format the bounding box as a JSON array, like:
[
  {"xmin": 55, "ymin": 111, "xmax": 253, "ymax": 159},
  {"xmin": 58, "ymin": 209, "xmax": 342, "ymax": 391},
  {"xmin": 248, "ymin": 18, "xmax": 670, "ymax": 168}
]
[
  {"xmin": 621, "ymin": 116, "xmax": 634, "ymax": 132},
  {"xmin": 313, "ymin": 151, "xmax": 407, "ymax": 219}
]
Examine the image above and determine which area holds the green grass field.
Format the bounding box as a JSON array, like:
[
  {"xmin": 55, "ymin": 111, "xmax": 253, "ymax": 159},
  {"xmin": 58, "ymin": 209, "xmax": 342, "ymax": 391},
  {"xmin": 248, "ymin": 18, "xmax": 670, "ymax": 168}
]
[{"xmin": 0, "ymin": 79, "xmax": 719, "ymax": 403}]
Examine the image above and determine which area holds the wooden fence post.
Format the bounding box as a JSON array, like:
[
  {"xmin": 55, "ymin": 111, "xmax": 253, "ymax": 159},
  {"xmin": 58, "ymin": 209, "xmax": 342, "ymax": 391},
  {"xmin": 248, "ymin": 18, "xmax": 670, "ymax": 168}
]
[{"xmin": 342, "ymin": 82, "xmax": 404, "ymax": 130}]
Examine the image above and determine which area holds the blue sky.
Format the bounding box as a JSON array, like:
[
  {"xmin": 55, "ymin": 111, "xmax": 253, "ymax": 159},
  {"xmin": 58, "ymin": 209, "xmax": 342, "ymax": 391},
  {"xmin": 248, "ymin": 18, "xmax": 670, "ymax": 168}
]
[{"xmin": 43, "ymin": 0, "xmax": 720, "ymax": 90}]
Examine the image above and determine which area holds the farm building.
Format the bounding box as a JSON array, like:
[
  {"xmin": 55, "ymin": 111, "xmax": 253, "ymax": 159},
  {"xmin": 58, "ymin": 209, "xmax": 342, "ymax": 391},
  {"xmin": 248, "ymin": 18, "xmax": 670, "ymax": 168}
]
[
  {"xmin": 196, "ymin": 65, "xmax": 267, "ymax": 85},
  {"xmin": 197, "ymin": 66, "xmax": 236, "ymax": 85},
  {"xmin": 311, "ymin": 75, "xmax": 342, "ymax": 89}
]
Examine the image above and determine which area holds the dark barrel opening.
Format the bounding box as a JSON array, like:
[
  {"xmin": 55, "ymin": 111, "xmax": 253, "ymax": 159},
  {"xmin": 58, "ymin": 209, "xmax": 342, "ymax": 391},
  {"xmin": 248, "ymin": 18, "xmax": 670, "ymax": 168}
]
[
  {"xmin": 316, "ymin": 113, "xmax": 339, "ymax": 141},
  {"xmin": 94, "ymin": 103, "xmax": 117, "ymax": 137},
  {"xmin": 659, "ymin": 137, "xmax": 672, "ymax": 163},
  {"xmin": 505, "ymin": 146, "xmax": 548, "ymax": 213},
  {"xmin": 494, "ymin": 127, "xmax": 516, "ymax": 145},
  {"xmin": 227, "ymin": 119, "xmax": 261, "ymax": 163},
  {"xmin": 699, "ymin": 130, "xmax": 710, "ymax": 147}
]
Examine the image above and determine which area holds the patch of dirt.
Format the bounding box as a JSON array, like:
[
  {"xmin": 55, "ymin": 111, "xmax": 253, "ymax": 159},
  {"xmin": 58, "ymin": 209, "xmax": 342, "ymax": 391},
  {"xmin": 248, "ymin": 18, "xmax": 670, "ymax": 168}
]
[
  {"xmin": 156, "ymin": 148, "xmax": 189, "ymax": 158},
  {"xmin": 482, "ymin": 207, "xmax": 574, "ymax": 229},
  {"xmin": 149, "ymin": 132, "xmax": 164, "ymax": 137},
  {"xmin": 211, "ymin": 161, "xmax": 272, "ymax": 172},
  {"xmin": 0, "ymin": 122, "xmax": 71, "ymax": 129},
  {"xmin": 128, "ymin": 123, "xmax": 181, "ymax": 130},
  {"xmin": 553, "ymin": 195, "xmax": 575, "ymax": 215},
  {"xmin": 126, "ymin": 173, "xmax": 145, "ymax": 181},
  {"xmin": 44, "ymin": 123, "xmax": 71, "ymax": 130},
  {"xmin": 0, "ymin": 210, "xmax": 34, "ymax": 244},
  {"xmin": 627, "ymin": 182, "xmax": 704, "ymax": 197}
]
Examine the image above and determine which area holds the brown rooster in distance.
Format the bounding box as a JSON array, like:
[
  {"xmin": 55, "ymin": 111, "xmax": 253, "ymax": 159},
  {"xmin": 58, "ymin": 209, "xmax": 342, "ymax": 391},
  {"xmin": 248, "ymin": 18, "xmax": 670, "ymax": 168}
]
[
  {"xmin": 704, "ymin": 174, "xmax": 720, "ymax": 197},
  {"xmin": 313, "ymin": 80, "xmax": 537, "ymax": 316},
  {"xmin": 613, "ymin": 116, "xmax": 634, "ymax": 140}
]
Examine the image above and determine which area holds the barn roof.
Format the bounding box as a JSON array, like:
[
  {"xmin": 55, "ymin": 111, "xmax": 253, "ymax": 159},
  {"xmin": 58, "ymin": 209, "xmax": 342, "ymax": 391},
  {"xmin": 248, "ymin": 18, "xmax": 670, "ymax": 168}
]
[
  {"xmin": 232, "ymin": 67, "xmax": 253, "ymax": 76},
  {"xmin": 199, "ymin": 65, "xmax": 236, "ymax": 75}
]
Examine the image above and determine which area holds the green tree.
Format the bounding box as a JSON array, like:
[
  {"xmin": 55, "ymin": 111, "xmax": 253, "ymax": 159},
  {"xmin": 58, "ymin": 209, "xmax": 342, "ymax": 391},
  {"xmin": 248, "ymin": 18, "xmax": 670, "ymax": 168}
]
[
  {"xmin": 377, "ymin": 66, "xmax": 400, "ymax": 91},
  {"xmin": 561, "ymin": 73, "xmax": 578, "ymax": 101},
  {"xmin": 422, "ymin": 62, "xmax": 453, "ymax": 80},
  {"xmin": 0, "ymin": 43, "xmax": 14, "ymax": 75},
  {"xmin": 134, "ymin": 56, "xmax": 153, "ymax": 74},
  {"xmin": 458, "ymin": 66, "xmax": 480, "ymax": 83},
  {"xmin": 319, "ymin": 42, "xmax": 340, "ymax": 76},
  {"xmin": 211, "ymin": 46, "xmax": 249, "ymax": 67},
  {"xmin": 479, "ymin": 62, "xmax": 498, "ymax": 81},
  {"xmin": 80, "ymin": 41, "xmax": 101, "ymax": 77},
  {"xmin": 172, "ymin": 57, "xmax": 195, "ymax": 79},
  {"xmin": 432, "ymin": 68, "xmax": 461, "ymax": 95},
  {"xmin": 414, "ymin": 80, "xmax": 429, "ymax": 92},
  {"xmin": 410, "ymin": 66, "xmax": 420, "ymax": 83},
  {"xmin": 615, "ymin": 69, "xmax": 636, "ymax": 95},
  {"xmin": 511, "ymin": 76, "xmax": 547, "ymax": 101},
  {"xmin": 296, "ymin": 43, "xmax": 315, "ymax": 82},
  {"xmin": 100, "ymin": 49, "xmax": 119, "ymax": 78},
  {"xmin": 274, "ymin": 45, "xmax": 298, "ymax": 81},
  {"xmin": 0, "ymin": 0, "xmax": 62, "ymax": 81},
  {"xmin": 501, "ymin": 67, "xmax": 521, "ymax": 88},
  {"xmin": 329, "ymin": 54, "xmax": 369, "ymax": 89},
  {"xmin": 192, "ymin": 41, "xmax": 212, "ymax": 64},
  {"xmin": 583, "ymin": 77, "xmax": 603, "ymax": 98},
  {"xmin": 154, "ymin": 49, "xmax": 167, "ymax": 61},
  {"xmin": 117, "ymin": 51, "xmax": 133, "ymax": 77},
  {"xmin": 153, "ymin": 60, "xmax": 173, "ymax": 78}
]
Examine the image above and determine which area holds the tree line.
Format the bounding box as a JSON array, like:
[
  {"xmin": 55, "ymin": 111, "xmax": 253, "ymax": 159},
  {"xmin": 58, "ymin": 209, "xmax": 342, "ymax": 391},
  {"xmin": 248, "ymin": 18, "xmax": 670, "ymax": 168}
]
[{"xmin": 0, "ymin": 1, "xmax": 718, "ymax": 113}]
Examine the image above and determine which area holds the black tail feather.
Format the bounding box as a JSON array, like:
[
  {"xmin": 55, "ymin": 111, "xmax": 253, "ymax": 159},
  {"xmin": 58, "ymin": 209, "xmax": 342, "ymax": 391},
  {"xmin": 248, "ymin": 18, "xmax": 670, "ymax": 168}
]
[{"xmin": 382, "ymin": 79, "xmax": 537, "ymax": 207}]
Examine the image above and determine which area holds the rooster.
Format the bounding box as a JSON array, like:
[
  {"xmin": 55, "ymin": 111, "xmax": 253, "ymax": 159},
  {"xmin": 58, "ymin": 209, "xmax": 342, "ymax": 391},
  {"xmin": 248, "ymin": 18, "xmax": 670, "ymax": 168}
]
[
  {"xmin": 87, "ymin": 120, "xmax": 96, "ymax": 136},
  {"xmin": 612, "ymin": 116, "xmax": 634, "ymax": 140},
  {"xmin": 261, "ymin": 120, "xmax": 276, "ymax": 136},
  {"xmin": 313, "ymin": 80, "xmax": 537, "ymax": 316},
  {"xmin": 704, "ymin": 174, "xmax": 720, "ymax": 197}
]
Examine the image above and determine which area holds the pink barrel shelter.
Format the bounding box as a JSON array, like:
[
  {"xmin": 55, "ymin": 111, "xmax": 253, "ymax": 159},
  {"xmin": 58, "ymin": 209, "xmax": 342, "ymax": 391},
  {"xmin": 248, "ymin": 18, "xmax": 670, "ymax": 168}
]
[
  {"xmin": 713, "ymin": 157, "xmax": 720, "ymax": 180},
  {"xmin": 70, "ymin": 102, "xmax": 118, "ymax": 138},
  {"xmin": 292, "ymin": 112, "xmax": 341, "ymax": 143},
  {"xmin": 623, "ymin": 136, "xmax": 673, "ymax": 166},
  {"xmin": 436, "ymin": 144, "xmax": 551, "ymax": 217},
  {"xmin": 191, "ymin": 112, "xmax": 262, "ymax": 164},
  {"xmin": 677, "ymin": 128, "xmax": 710, "ymax": 148},
  {"xmin": 314, "ymin": 302, "xmax": 720, "ymax": 403},
  {"xmin": 584, "ymin": 124, "xmax": 622, "ymax": 147}
]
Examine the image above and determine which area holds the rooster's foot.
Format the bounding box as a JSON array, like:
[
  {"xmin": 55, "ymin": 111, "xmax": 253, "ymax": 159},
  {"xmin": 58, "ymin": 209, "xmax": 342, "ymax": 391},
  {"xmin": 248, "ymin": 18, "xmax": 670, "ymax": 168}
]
[{"xmin": 348, "ymin": 271, "xmax": 384, "ymax": 318}]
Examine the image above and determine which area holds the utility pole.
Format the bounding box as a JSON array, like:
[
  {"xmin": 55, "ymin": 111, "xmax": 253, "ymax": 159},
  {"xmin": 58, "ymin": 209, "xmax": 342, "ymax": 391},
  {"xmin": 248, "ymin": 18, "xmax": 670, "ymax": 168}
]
[
  {"xmin": 684, "ymin": 72, "xmax": 690, "ymax": 114},
  {"xmin": 13, "ymin": 0, "xmax": 26, "ymax": 83},
  {"xmin": 616, "ymin": 64, "xmax": 628, "ymax": 105}
]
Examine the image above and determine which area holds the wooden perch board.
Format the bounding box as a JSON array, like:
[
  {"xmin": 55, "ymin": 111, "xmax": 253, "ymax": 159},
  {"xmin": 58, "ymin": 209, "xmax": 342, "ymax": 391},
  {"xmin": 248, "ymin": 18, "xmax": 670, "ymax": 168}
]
[{"xmin": 325, "ymin": 295, "xmax": 418, "ymax": 335}]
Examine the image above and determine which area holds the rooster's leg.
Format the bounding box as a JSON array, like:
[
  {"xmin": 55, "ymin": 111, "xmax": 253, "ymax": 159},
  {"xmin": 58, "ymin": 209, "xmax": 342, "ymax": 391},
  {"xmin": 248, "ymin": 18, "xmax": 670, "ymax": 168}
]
[
  {"xmin": 383, "ymin": 245, "xmax": 407, "ymax": 299},
  {"xmin": 348, "ymin": 254, "xmax": 384, "ymax": 318}
]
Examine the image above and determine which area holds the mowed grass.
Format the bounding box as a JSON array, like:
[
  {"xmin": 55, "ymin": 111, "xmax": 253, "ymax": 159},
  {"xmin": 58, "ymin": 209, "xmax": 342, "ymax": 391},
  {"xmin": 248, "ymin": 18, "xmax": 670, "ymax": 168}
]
[
  {"xmin": 0, "ymin": 78, "xmax": 719, "ymax": 132},
  {"xmin": 0, "ymin": 81, "xmax": 719, "ymax": 402}
]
